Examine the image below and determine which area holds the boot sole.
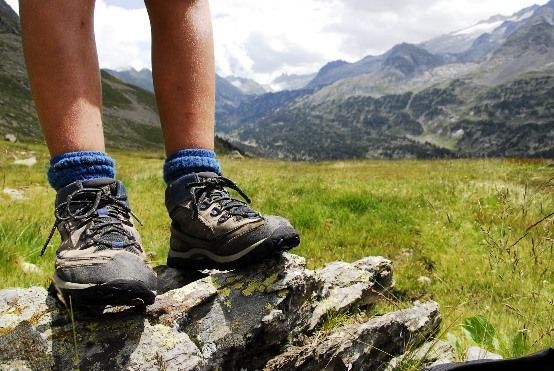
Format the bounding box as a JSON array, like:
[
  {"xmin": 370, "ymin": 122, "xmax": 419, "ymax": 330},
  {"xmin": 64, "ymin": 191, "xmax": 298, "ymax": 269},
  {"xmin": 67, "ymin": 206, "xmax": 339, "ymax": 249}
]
[
  {"xmin": 51, "ymin": 276, "xmax": 157, "ymax": 306},
  {"xmin": 167, "ymin": 233, "xmax": 300, "ymax": 270}
]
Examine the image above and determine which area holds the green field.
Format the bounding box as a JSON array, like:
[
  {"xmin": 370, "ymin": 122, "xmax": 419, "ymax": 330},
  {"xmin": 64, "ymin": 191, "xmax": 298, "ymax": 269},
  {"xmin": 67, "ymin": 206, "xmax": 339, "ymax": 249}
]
[{"xmin": 1, "ymin": 140, "xmax": 552, "ymax": 359}]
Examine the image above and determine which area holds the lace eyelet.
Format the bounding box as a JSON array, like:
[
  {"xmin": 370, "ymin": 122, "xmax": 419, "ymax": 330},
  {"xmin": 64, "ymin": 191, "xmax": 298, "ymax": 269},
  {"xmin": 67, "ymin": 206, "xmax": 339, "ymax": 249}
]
[
  {"xmin": 199, "ymin": 203, "xmax": 209, "ymax": 210},
  {"xmin": 210, "ymin": 208, "xmax": 221, "ymax": 217},
  {"xmin": 218, "ymin": 215, "xmax": 228, "ymax": 224}
]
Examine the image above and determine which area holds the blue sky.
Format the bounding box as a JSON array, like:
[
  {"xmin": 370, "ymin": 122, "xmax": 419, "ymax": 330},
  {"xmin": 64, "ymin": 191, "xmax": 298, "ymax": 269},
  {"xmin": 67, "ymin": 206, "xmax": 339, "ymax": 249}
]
[{"xmin": 6, "ymin": 0, "xmax": 549, "ymax": 85}]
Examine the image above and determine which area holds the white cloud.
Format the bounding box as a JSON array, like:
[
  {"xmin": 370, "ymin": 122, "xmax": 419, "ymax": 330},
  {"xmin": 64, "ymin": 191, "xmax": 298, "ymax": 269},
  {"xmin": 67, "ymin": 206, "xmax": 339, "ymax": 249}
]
[
  {"xmin": 5, "ymin": 0, "xmax": 17, "ymax": 13},
  {"xmin": 5, "ymin": 0, "xmax": 551, "ymax": 84},
  {"xmin": 212, "ymin": 0, "xmax": 550, "ymax": 83},
  {"xmin": 6, "ymin": 0, "xmax": 151, "ymax": 71},
  {"xmin": 93, "ymin": 0, "xmax": 151, "ymax": 71}
]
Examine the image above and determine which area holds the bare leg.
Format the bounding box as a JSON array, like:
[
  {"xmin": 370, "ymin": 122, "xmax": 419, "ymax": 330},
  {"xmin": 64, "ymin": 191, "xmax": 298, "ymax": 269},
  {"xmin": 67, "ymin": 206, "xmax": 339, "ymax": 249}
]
[
  {"xmin": 20, "ymin": 0, "xmax": 104, "ymax": 156},
  {"xmin": 145, "ymin": 0, "xmax": 215, "ymax": 155}
]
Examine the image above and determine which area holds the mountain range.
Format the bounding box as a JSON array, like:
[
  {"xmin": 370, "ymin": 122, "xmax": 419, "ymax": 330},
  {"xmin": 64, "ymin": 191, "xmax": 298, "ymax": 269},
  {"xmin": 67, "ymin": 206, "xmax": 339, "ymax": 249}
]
[
  {"xmin": 1, "ymin": 0, "xmax": 553, "ymax": 160},
  {"xmin": 214, "ymin": 0, "xmax": 554, "ymax": 160}
]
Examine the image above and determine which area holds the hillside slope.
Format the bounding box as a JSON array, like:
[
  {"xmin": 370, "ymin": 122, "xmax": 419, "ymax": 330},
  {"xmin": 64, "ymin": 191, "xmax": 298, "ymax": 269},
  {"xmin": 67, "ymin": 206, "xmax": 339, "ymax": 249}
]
[
  {"xmin": 106, "ymin": 68, "xmax": 248, "ymax": 116},
  {"xmin": 0, "ymin": 3, "xmax": 163, "ymax": 149},
  {"xmin": 0, "ymin": 1, "xmax": 236, "ymax": 153}
]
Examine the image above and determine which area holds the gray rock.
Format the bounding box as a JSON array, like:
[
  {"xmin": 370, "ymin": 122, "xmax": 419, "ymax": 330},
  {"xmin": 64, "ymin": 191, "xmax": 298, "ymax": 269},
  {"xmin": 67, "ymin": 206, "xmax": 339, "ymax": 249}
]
[
  {"xmin": 265, "ymin": 301, "xmax": 441, "ymax": 371},
  {"xmin": 385, "ymin": 340, "xmax": 455, "ymax": 370},
  {"xmin": 228, "ymin": 150, "xmax": 244, "ymax": 159},
  {"xmin": 13, "ymin": 156, "xmax": 36, "ymax": 167},
  {"xmin": 465, "ymin": 346, "xmax": 503, "ymax": 361},
  {"xmin": 19, "ymin": 262, "xmax": 42, "ymax": 275},
  {"xmin": 417, "ymin": 275, "xmax": 432, "ymax": 285},
  {"xmin": 4, "ymin": 134, "xmax": 16, "ymax": 143},
  {"xmin": 0, "ymin": 360, "xmax": 33, "ymax": 371},
  {"xmin": 307, "ymin": 256, "xmax": 393, "ymax": 331},
  {"xmin": 2, "ymin": 188, "xmax": 26, "ymax": 201},
  {"xmin": 0, "ymin": 253, "xmax": 433, "ymax": 371}
]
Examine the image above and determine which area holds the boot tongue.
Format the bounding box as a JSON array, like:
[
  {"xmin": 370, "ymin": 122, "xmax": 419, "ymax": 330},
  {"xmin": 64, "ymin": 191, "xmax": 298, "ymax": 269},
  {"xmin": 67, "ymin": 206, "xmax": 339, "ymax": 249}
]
[
  {"xmin": 196, "ymin": 172, "xmax": 220, "ymax": 180},
  {"xmin": 56, "ymin": 178, "xmax": 118, "ymax": 207},
  {"xmin": 80, "ymin": 178, "xmax": 117, "ymax": 188},
  {"xmin": 81, "ymin": 178, "xmax": 119, "ymax": 195}
]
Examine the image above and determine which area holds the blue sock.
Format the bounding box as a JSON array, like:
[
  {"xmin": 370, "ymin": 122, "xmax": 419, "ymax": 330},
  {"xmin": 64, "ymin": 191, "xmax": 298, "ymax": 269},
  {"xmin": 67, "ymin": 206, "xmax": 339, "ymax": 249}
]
[
  {"xmin": 48, "ymin": 151, "xmax": 115, "ymax": 191},
  {"xmin": 164, "ymin": 149, "xmax": 221, "ymax": 184}
]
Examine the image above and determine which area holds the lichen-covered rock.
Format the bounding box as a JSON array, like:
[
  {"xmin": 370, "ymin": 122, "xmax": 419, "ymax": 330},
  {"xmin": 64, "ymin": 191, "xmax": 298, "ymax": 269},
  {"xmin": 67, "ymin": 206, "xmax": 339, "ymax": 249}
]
[
  {"xmin": 308, "ymin": 257, "xmax": 393, "ymax": 331},
  {"xmin": 0, "ymin": 253, "xmax": 427, "ymax": 371},
  {"xmin": 264, "ymin": 301, "xmax": 441, "ymax": 371}
]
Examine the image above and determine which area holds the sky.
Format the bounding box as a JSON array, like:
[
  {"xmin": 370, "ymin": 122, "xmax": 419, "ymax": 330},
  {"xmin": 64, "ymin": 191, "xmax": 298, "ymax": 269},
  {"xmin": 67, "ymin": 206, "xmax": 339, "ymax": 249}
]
[{"xmin": 5, "ymin": 0, "xmax": 549, "ymax": 85}]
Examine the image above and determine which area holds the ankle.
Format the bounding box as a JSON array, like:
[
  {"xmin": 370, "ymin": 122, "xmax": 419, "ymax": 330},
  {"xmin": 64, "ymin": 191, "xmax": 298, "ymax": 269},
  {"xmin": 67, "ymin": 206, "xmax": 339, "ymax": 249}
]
[
  {"xmin": 48, "ymin": 151, "xmax": 115, "ymax": 191},
  {"xmin": 163, "ymin": 148, "xmax": 221, "ymax": 185}
]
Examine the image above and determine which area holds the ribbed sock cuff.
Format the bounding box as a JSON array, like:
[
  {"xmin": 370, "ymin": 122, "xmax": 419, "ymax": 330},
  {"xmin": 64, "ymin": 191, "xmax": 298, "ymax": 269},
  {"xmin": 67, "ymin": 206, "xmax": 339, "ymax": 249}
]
[
  {"xmin": 164, "ymin": 149, "xmax": 221, "ymax": 184},
  {"xmin": 48, "ymin": 151, "xmax": 115, "ymax": 191}
]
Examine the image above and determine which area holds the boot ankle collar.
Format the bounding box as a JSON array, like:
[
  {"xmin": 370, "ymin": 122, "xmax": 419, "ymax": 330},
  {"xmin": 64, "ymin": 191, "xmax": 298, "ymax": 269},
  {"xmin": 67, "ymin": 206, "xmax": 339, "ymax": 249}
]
[{"xmin": 165, "ymin": 172, "xmax": 220, "ymax": 213}]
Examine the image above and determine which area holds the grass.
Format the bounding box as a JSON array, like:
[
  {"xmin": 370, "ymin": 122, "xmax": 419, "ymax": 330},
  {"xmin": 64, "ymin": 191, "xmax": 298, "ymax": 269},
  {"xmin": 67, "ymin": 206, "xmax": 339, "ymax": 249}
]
[{"xmin": 0, "ymin": 140, "xmax": 552, "ymax": 357}]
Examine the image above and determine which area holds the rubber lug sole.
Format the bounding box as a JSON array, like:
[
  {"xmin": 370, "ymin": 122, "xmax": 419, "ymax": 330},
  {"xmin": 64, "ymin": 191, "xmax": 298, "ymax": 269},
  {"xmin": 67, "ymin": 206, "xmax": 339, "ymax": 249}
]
[
  {"xmin": 49, "ymin": 279, "xmax": 156, "ymax": 307},
  {"xmin": 167, "ymin": 233, "xmax": 300, "ymax": 271}
]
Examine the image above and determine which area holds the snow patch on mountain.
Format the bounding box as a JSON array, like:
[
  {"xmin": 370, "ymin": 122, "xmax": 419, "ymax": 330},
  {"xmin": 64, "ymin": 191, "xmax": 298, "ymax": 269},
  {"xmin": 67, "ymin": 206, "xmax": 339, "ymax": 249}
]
[{"xmin": 452, "ymin": 20, "xmax": 504, "ymax": 37}]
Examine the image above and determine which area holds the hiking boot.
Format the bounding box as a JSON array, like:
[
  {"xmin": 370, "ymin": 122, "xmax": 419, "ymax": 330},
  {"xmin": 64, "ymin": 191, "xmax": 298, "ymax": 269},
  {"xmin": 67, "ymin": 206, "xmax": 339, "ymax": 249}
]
[
  {"xmin": 165, "ymin": 172, "xmax": 300, "ymax": 269},
  {"xmin": 42, "ymin": 178, "xmax": 157, "ymax": 306}
]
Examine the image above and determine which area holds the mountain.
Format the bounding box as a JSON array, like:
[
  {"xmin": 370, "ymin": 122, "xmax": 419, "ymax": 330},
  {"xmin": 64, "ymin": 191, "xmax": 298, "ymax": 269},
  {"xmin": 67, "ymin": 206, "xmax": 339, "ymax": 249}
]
[
  {"xmin": 225, "ymin": 76, "xmax": 269, "ymax": 95},
  {"xmin": 421, "ymin": 5, "xmax": 540, "ymax": 58},
  {"xmin": 105, "ymin": 68, "xmax": 154, "ymax": 92},
  {"xmin": 303, "ymin": 0, "xmax": 551, "ymax": 94},
  {"xmin": 219, "ymin": 70, "xmax": 554, "ymax": 160},
  {"xmin": 216, "ymin": 1, "xmax": 554, "ymax": 160},
  {"xmin": 482, "ymin": 4, "xmax": 554, "ymax": 84},
  {"xmin": 271, "ymin": 73, "xmax": 316, "ymax": 91},
  {"xmin": 306, "ymin": 57, "xmax": 382, "ymax": 89},
  {"xmin": 306, "ymin": 43, "xmax": 445, "ymax": 90},
  {"xmin": 104, "ymin": 68, "xmax": 247, "ymax": 116},
  {"xmin": 215, "ymin": 74, "xmax": 246, "ymax": 114},
  {"xmin": 0, "ymin": 0, "xmax": 237, "ymax": 153}
]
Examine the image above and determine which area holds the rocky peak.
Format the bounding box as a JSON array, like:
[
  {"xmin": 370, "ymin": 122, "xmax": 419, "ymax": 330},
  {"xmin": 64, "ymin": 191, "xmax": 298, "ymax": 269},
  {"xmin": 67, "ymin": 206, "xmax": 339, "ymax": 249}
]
[
  {"xmin": 383, "ymin": 43, "xmax": 444, "ymax": 75},
  {"xmin": 492, "ymin": 7, "xmax": 554, "ymax": 60},
  {"xmin": 320, "ymin": 59, "xmax": 349, "ymax": 73}
]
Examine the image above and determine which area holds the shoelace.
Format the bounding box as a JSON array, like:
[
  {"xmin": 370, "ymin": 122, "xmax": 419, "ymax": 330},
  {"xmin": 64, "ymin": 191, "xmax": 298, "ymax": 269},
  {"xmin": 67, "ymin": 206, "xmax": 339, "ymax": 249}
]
[
  {"xmin": 40, "ymin": 187, "xmax": 143, "ymax": 256},
  {"xmin": 186, "ymin": 176, "xmax": 259, "ymax": 221}
]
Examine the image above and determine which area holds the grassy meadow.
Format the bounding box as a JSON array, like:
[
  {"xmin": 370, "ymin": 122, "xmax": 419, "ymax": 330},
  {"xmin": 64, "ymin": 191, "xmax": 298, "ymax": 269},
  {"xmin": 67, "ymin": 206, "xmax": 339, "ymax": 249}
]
[{"xmin": 1, "ymin": 140, "xmax": 553, "ymax": 359}]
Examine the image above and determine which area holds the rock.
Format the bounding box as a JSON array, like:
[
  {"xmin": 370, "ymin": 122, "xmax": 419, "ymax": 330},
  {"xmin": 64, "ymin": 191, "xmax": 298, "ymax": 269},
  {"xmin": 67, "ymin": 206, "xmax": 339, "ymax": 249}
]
[
  {"xmin": 385, "ymin": 340, "xmax": 455, "ymax": 370},
  {"xmin": 227, "ymin": 150, "xmax": 244, "ymax": 160},
  {"xmin": 19, "ymin": 262, "xmax": 43, "ymax": 275},
  {"xmin": 465, "ymin": 346, "xmax": 503, "ymax": 361},
  {"xmin": 4, "ymin": 134, "xmax": 16, "ymax": 143},
  {"xmin": 307, "ymin": 257, "xmax": 393, "ymax": 331},
  {"xmin": 265, "ymin": 301, "xmax": 441, "ymax": 371},
  {"xmin": 418, "ymin": 275, "xmax": 432, "ymax": 285},
  {"xmin": 0, "ymin": 360, "xmax": 33, "ymax": 370},
  {"xmin": 0, "ymin": 253, "xmax": 438, "ymax": 371},
  {"xmin": 13, "ymin": 156, "xmax": 37, "ymax": 167},
  {"xmin": 2, "ymin": 188, "xmax": 26, "ymax": 201}
]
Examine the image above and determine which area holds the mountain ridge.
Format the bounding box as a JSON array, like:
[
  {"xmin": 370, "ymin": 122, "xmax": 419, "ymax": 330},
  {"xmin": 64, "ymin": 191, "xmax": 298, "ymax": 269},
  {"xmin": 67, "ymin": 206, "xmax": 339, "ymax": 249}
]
[{"xmin": 215, "ymin": 1, "xmax": 554, "ymax": 160}]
